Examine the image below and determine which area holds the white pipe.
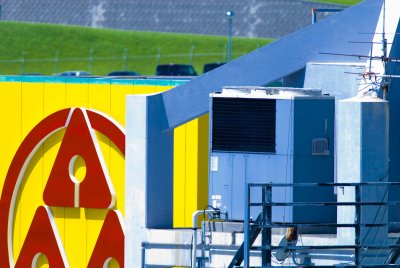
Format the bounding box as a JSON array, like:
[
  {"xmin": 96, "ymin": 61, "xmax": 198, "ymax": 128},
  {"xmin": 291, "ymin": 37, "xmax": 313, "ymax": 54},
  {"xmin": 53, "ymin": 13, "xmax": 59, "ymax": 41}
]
[{"xmin": 191, "ymin": 209, "xmax": 215, "ymax": 268}]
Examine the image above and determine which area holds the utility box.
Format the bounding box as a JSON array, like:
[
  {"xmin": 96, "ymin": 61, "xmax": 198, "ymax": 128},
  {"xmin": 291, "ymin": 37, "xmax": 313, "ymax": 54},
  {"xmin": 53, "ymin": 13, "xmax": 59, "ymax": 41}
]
[{"xmin": 209, "ymin": 86, "xmax": 335, "ymax": 224}]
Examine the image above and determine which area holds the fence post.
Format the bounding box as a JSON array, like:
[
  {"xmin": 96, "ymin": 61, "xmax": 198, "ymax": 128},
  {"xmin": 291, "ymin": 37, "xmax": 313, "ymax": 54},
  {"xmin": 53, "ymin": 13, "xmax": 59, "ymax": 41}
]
[
  {"xmin": 189, "ymin": 45, "xmax": 196, "ymax": 65},
  {"xmin": 89, "ymin": 48, "xmax": 94, "ymax": 74},
  {"xmin": 21, "ymin": 51, "xmax": 26, "ymax": 74},
  {"xmin": 54, "ymin": 50, "xmax": 59, "ymax": 74},
  {"xmin": 123, "ymin": 48, "xmax": 128, "ymax": 70},
  {"xmin": 223, "ymin": 44, "xmax": 227, "ymax": 62},
  {"xmin": 156, "ymin": 47, "xmax": 161, "ymax": 66}
]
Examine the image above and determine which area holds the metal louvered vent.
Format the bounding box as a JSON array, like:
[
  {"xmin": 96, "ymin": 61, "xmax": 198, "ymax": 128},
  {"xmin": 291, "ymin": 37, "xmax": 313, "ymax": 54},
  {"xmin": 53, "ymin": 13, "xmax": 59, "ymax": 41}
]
[
  {"xmin": 312, "ymin": 138, "xmax": 330, "ymax": 156},
  {"xmin": 212, "ymin": 97, "xmax": 276, "ymax": 153}
]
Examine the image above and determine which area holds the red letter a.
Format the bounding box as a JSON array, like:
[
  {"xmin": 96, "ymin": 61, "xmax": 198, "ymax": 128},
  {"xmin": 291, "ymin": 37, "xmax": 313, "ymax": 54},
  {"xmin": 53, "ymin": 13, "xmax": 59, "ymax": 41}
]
[
  {"xmin": 88, "ymin": 210, "xmax": 125, "ymax": 268},
  {"xmin": 43, "ymin": 108, "xmax": 115, "ymax": 208},
  {"xmin": 15, "ymin": 206, "xmax": 68, "ymax": 268}
]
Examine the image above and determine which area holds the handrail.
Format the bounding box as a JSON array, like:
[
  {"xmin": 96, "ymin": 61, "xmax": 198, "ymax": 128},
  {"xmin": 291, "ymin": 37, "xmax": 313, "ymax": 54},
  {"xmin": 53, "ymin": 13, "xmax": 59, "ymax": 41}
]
[
  {"xmin": 247, "ymin": 181, "xmax": 400, "ymax": 187},
  {"xmin": 242, "ymin": 181, "xmax": 398, "ymax": 267}
]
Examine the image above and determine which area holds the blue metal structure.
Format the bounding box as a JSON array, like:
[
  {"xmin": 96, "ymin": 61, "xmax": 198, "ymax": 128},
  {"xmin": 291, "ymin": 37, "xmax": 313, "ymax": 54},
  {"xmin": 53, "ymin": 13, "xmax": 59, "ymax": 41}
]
[
  {"xmin": 125, "ymin": 1, "xmax": 400, "ymax": 266},
  {"xmin": 162, "ymin": 0, "xmax": 383, "ymax": 129}
]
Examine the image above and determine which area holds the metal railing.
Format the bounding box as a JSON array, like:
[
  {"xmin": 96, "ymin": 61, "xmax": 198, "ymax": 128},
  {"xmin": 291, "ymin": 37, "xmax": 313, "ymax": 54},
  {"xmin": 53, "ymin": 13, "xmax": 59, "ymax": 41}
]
[{"xmin": 242, "ymin": 182, "xmax": 400, "ymax": 268}]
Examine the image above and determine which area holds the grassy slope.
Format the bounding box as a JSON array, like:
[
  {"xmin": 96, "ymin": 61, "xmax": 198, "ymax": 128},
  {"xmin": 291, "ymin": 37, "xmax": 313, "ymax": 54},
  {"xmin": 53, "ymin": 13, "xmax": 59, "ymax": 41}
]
[
  {"xmin": 0, "ymin": 21, "xmax": 272, "ymax": 76},
  {"xmin": 312, "ymin": 0, "xmax": 362, "ymax": 5}
]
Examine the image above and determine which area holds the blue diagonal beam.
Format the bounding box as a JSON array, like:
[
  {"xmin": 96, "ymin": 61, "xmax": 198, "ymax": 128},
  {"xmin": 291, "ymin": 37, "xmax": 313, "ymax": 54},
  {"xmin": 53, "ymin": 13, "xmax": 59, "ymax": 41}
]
[{"xmin": 162, "ymin": 0, "xmax": 383, "ymax": 129}]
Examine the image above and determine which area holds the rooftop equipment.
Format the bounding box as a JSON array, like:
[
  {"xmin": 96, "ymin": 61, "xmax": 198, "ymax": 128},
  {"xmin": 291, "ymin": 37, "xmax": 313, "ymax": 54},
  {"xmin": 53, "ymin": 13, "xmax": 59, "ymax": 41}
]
[{"xmin": 208, "ymin": 86, "xmax": 335, "ymax": 225}]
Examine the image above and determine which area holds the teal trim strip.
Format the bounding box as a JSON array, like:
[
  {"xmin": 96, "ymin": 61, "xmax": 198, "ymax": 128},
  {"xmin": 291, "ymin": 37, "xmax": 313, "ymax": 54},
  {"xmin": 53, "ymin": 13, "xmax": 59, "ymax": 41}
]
[{"xmin": 0, "ymin": 75, "xmax": 189, "ymax": 87}]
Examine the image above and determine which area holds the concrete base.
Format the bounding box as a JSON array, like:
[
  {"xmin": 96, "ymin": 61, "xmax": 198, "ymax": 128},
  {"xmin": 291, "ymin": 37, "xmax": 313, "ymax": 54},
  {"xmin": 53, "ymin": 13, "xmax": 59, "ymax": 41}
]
[{"xmin": 137, "ymin": 222, "xmax": 400, "ymax": 267}]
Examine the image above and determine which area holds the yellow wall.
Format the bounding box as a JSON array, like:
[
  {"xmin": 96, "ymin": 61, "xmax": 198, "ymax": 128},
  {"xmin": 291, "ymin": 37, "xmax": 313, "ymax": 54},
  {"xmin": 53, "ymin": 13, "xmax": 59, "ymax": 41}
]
[
  {"xmin": 0, "ymin": 77, "xmax": 208, "ymax": 267},
  {"xmin": 173, "ymin": 114, "xmax": 209, "ymax": 227}
]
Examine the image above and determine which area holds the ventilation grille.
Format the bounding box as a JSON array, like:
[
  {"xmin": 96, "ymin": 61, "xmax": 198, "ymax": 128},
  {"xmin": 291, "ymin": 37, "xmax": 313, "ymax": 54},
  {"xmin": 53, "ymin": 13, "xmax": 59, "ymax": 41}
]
[
  {"xmin": 312, "ymin": 138, "xmax": 330, "ymax": 156},
  {"xmin": 212, "ymin": 97, "xmax": 276, "ymax": 153}
]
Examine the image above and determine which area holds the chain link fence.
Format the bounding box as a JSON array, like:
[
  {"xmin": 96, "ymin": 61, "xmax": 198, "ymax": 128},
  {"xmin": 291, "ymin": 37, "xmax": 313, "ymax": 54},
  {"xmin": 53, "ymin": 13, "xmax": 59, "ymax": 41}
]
[{"xmin": 0, "ymin": 46, "xmax": 250, "ymax": 76}]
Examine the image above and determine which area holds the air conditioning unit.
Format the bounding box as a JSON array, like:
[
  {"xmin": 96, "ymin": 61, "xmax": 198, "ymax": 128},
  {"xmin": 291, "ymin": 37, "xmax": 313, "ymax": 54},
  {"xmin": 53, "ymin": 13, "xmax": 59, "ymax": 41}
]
[{"xmin": 208, "ymin": 86, "xmax": 335, "ymax": 224}]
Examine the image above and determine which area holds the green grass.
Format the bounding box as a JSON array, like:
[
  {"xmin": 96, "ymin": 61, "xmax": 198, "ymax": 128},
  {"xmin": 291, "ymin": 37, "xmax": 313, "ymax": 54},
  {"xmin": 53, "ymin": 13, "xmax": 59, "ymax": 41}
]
[
  {"xmin": 312, "ymin": 0, "xmax": 362, "ymax": 5},
  {"xmin": 0, "ymin": 21, "xmax": 272, "ymax": 76}
]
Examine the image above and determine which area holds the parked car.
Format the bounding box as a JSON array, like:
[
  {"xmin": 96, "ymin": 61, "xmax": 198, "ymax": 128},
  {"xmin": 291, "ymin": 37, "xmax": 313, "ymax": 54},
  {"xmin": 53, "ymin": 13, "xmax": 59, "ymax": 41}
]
[
  {"xmin": 156, "ymin": 64, "xmax": 197, "ymax": 76},
  {"xmin": 18, "ymin": 73, "xmax": 44, "ymax": 76},
  {"xmin": 107, "ymin": 70, "xmax": 141, "ymax": 76},
  {"xmin": 58, "ymin": 71, "xmax": 91, "ymax": 77},
  {"xmin": 203, "ymin": 62, "xmax": 226, "ymax": 73}
]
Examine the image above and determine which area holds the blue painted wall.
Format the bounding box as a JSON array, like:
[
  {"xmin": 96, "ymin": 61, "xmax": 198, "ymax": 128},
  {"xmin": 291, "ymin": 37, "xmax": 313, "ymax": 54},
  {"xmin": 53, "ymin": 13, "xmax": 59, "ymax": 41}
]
[
  {"xmin": 387, "ymin": 23, "xmax": 400, "ymax": 226},
  {"xmin": 293, "ymin": 98, "xmax": 335, "ymax": 228}
]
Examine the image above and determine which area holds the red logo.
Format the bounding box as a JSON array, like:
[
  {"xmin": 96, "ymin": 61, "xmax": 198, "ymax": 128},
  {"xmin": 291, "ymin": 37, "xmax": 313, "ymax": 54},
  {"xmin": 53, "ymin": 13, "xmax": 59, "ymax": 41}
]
[{"xmin": 0, "ymin": 108, "xmax": 125, "ymax": 267}]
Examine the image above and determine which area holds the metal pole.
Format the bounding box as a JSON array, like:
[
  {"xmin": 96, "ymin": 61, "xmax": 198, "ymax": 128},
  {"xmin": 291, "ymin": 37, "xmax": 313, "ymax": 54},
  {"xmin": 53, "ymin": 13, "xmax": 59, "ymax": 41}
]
[
  {"xmin": 223, "ymin": 44, "xmax": 227, "ymax": 62},
  {"xmin": 192, "ymin": 210, "xmax": 214, "ymax": 268},
  {"xmin": 226, "ymin": 11, "xmax": 234, "ymax": 62},
  {"xmin": 192, "ymin": 228, "xmax": 198, "ymax": 268},
  {"xmin": 201, "ymin": 220, "xmax": 207, "ymax": 268},
  {"xmin": 228, "ymin": 16, "xmax": 232, "ymax": 62}
]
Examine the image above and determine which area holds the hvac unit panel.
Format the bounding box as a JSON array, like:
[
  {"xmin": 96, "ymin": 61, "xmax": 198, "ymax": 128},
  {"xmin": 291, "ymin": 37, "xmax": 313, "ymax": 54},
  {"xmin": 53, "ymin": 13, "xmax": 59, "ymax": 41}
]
[
  {"xmin": 209, "ymin": 153, "xmax": 293, "ymax": 222},
  {"xmin": 209, "ymin": 87, "xmax": 335, "ymax": 227},
  {"xmin": 212, "ymin": 97, "xmax": 276, "ymax": 153}
]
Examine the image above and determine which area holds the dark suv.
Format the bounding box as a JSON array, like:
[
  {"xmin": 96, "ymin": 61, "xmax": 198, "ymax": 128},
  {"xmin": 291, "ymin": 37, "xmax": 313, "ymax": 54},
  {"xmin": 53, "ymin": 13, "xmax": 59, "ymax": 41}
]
[
  {"xmin": 203, "ymin": 62, "xmax": 226, "ymax": 73},
  {"xmin": 107, "ymin": 70, "xmax": 141, "ymax": 76},
  {"xmin": 156, "ymin": 64, "xmax": 197, "ymax": 76}
]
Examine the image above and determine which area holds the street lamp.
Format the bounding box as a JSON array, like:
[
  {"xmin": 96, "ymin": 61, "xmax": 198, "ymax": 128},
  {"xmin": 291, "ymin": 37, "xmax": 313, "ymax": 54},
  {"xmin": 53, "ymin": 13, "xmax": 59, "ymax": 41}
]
[{"xmin": 226, "ymin": 11, "xmax": 234, "ymax": 62}]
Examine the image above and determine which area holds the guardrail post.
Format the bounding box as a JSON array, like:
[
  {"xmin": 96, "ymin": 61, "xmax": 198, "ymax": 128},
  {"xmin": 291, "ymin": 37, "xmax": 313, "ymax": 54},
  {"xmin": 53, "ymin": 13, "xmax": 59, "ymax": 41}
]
[
  {"xmin": 141, "ymin": 242, "xmax": 146, "ymax": 268},
  {"xmin": 355, "ymin": 184, "xmax": 361, "ymax": 265},
  {"xmin": 262, "ymin": 185, "xmax": 272, "ymax": 266},
  {"xmin": 244, "ymin": 183, "xmax": 250, "ymax": 268}
]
